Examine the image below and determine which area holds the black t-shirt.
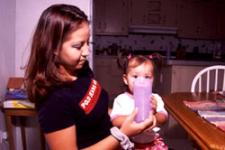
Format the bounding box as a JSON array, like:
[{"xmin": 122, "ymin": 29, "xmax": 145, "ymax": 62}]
[{"xmin": 38, "ymin": 77, "xmax": 112, "ymax": 149}]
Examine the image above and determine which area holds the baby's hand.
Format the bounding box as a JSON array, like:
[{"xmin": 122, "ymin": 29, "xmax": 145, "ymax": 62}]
[{"xmin": 151, "ymin": 95, "xmax": 157, "ymax": 114}]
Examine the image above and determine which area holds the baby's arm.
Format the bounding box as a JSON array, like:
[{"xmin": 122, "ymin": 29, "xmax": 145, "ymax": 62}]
[
  {"xmin": 155, "ymin": 111, "xmax": 168, "ymax": 125},
  {"xmin": 151, "ymin": 94, "xmax": 168, "ymax": 126},
  {"xmin": 110, "ymin": 94, "xmax": 133, "ymax": 127}
]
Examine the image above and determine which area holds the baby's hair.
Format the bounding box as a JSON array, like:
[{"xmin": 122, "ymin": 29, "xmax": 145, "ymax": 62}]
[{"xmin": 117, "ymin": 52, "xmax": 163, "ymax": 75}]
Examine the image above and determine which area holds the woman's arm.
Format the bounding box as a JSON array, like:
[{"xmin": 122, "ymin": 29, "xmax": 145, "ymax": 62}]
[
  {"xmin": 84, "ymin": 109, "xmax": 153, "ymax": 150},
  {"xmin": 111, "ymin": 115, "xmax": 127, "ymax": 127},
  {"xmin": 45, "ymin": 109, "xmax": 152, "ymax": 150},
  {"xmin": 45, "ymin": 125, "xmax": 77, "ymax": 150},
  {"xmin": 45, "ymin": 125, "xmax": 120, "ymax": 150}
]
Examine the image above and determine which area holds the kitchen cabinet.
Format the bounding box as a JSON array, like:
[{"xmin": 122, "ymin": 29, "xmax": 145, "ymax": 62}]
[
  {"xmin": 129, "ymin": 0, "xmax": 177, "ymax": 27},
  {"xmin": 93, "ymin": 56, "xmax": 124, "ymax": 104},
  {"xmin": 200, "ymin": 2, "xmax": 218, "ymax": 39},
  {"xmin": 159, "ymin": 60, "xmax": 225, "ymax": 95},
  {"xmin": 177, "ymin": 0, "xmax": 219, "ymax": 39},
  {"xmin": 218, "ymin": 2, "xmax": 225, "ymax": 39},
  {"xmin": 93, "ymin": 0, "xmax": 128, "ymax": 35},
  {"xmin": 177, "ymin": 0, "xmax": 202, "ymax": 39},
  {"xmin": 159, "ymin": 65, "xmax": 209, "ymax": 95},
  {"xmin": 93, "ymin": 0, "xmax": 225, "ymax": 38}
]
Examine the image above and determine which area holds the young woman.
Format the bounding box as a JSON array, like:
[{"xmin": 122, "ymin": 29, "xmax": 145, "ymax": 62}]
[{"xmin": 25, "ymin": 4, "xmax": 154, "ymax": 150}]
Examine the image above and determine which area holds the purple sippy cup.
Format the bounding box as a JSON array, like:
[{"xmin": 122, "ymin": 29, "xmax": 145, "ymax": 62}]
[{"xmin": 133, "ymin": 77, "xmax": 153, "ymax": 123}]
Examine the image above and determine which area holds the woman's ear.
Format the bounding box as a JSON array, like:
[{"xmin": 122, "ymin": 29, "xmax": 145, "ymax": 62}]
[{"xmin": 122, "ymin": 74, "xmax": 128, "ymax": 85}]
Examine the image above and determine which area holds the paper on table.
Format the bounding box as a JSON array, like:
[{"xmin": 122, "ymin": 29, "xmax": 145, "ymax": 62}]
[
  {"xmin": 183, "ymin": 100, "xmax": 225, "ymax": 111},
  {"xmin": 197, "ymin": 110, "xmax": 225, "ymax": 132}
]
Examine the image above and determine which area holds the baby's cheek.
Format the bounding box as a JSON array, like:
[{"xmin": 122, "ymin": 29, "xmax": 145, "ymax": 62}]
[
  {"xmin": 129, "ymin": 86, "xmax": 134, "ymax": 94},
  {"xmin": 151, "ymin": 98, "xmax": 157, "ymax": 107}
]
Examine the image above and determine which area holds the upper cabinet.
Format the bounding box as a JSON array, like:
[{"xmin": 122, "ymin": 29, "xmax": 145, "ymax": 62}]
[
  {"xmin": 93, "ymin": 0, "xmax": 128, "ymax": 35},
  {"xmin": 217, "ymin": 2, "xmax": 225, "ymax": 40},
  {"xmin": 129, "ymin": 0, "xmax": 177, "ymax": 27},
  {"xmin": 177, "ymin": 0, "xmax": 220, "ymax": 39},
  {"xmin": 93, "ymin": 0, "xmax": 225, "ymax": 39}
]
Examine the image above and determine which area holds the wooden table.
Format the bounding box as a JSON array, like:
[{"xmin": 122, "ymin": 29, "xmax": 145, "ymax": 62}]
[
  {"xmin": 163, "ymin": 92, "xmax": 225, "ymax": 150},
  {"xmin": 3, "ymin": 108, "xmax": 45, "ymax": 150}
]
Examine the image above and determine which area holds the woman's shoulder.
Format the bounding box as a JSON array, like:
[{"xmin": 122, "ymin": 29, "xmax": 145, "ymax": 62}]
[
  {"xmin": 40, "ymin": 78, "xmax": 91, "ymax": 107},
  {"xmin": 39, "ymin": 87, "xmax": 75, "ymax": 113}
]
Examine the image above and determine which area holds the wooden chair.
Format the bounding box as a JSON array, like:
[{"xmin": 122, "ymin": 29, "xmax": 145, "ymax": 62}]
[{"xmin": 191, "ymin": 65, "xmax": 225, "ymax": 93}]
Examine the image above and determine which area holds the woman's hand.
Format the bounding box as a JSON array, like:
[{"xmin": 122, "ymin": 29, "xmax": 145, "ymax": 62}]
[
  {"xmin": 145, "ymin": 113, "xmax": 157, "ymax": 132},
  {"xmin": 119, "ymin": 108, "xmax": 154, "ymax": 137}
]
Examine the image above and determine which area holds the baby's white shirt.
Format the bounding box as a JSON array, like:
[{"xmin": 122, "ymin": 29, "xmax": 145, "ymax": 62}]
[
  {"xmin": 110, "ymin": 92, "xmax": 168, "ymax": 143},
  {"xmin": 110, "ymin": 92, "xmax": 168, "ymax": 120}
]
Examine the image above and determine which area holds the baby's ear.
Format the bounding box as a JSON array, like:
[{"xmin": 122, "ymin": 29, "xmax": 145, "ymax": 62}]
[{"xmin": 122, "ymin": 74, "xmax": 128, "ymax": 85}]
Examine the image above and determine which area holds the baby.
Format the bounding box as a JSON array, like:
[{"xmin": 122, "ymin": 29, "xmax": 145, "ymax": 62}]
[{"xmin": 110, "ymin": 54, "xmax": 168, "ymax": 149}]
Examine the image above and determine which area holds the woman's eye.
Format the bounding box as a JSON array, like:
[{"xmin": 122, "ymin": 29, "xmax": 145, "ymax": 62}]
[
  {"xmin": 72, "ymin": 41, "xmax": 90, "ymax": 49},
  {"xmin": 72, "ymin": 43, "xmax": 83, "ymax": 49}
]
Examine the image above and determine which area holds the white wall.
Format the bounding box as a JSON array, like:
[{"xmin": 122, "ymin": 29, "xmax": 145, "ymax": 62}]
[
  {"xmin": 0, "ymin": 1, "xmax": 92, "ymax": 150},
  {"xmin": 15, "ymin": 0, "xmax": 93, "ymax": 76},
  {"xmin": 0, "ymin": 0, "xmax": 15, "ymax": 99},
  {"xmin": 0, "ymin": 1, "xmax": 16, "ymax": 150}
]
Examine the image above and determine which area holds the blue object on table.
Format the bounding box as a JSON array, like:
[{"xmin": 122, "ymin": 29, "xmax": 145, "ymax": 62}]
[{"xmin": 5, "ymin": 89, "xmax": 28, "ymax": 100}]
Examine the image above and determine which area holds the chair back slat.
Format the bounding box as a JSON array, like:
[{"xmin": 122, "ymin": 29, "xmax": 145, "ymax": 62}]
[
  {"xmin": 214, "ymin": 69, "xmax": 218, "ymax": 91},
  {"xmin": 223, "ymin": 70, "xmax": 225, "ymax": 91},
  {"xmin": 206, "ymin": 71, "xmax": 210, "ymax": 92},
  {"xmin": 199, "ymin": 77, "xmax": 202, "ymax": 92},
  {"xmin": 191, "ymin": 65, "xmax": 225, "ymax": 93}
]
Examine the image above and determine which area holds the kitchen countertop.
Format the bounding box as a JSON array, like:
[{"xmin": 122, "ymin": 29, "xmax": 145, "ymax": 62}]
[{"xmin": 166, "ymin": 59, "xmax": 225, "ymax": 66}]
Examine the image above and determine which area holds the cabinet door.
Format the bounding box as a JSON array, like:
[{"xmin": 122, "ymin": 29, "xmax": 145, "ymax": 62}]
[
  {"xmin": 218, "ymin": 2, "xmax": 225, "ymax": 39},
  {"xmin": 199, "ymin": 1, "xmax": 218, "ymax": 39},
  {"xmin": 130, "ymin": 0, "xmax": 161, "ymax": 26},
  {"xmin": 93, "ymin": 0, "xmax": 106, "ymax": 34},
  {"xmin": 177, "ymin": 0, "xmax": 202, "ymax": 39},
  {"xmin": 160, "ymin": 65, "xmax": 208, "ymax": 95},
  {"xmin": 129, "ymin": 0, "xmax": 177, "ymax": 27},
  {"xmin": 171, "ymin": 66, "xmax": 206, "ymax": 93},
  {"xmin": 94, "ymin": 56, "xmax": 124, "ymax": 101},
  {"xmin": 177, "ymin": 0, "xmax": 219, "ymax": 39},
  {"xmin": 93, "ymin": 0, "xmax": 128, "ymax": 35},
  {"xmin": 159, "ymin": 66, "xmax": 172, "ymax": 95},
  {"xmin": 161, "ymin": 0, "xmax": 177, "ymax": 27}
]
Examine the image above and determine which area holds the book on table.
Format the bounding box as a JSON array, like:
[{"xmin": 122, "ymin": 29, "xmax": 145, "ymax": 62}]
[{"xmin": 3, "ymin": 89, "xmax": 34, "ymax": 109}]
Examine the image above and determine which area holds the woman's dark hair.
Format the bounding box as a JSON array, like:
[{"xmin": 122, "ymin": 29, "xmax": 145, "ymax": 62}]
[{"xmin": 25, "ymin": 4, "xmax": 89, "ymax": 103}]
